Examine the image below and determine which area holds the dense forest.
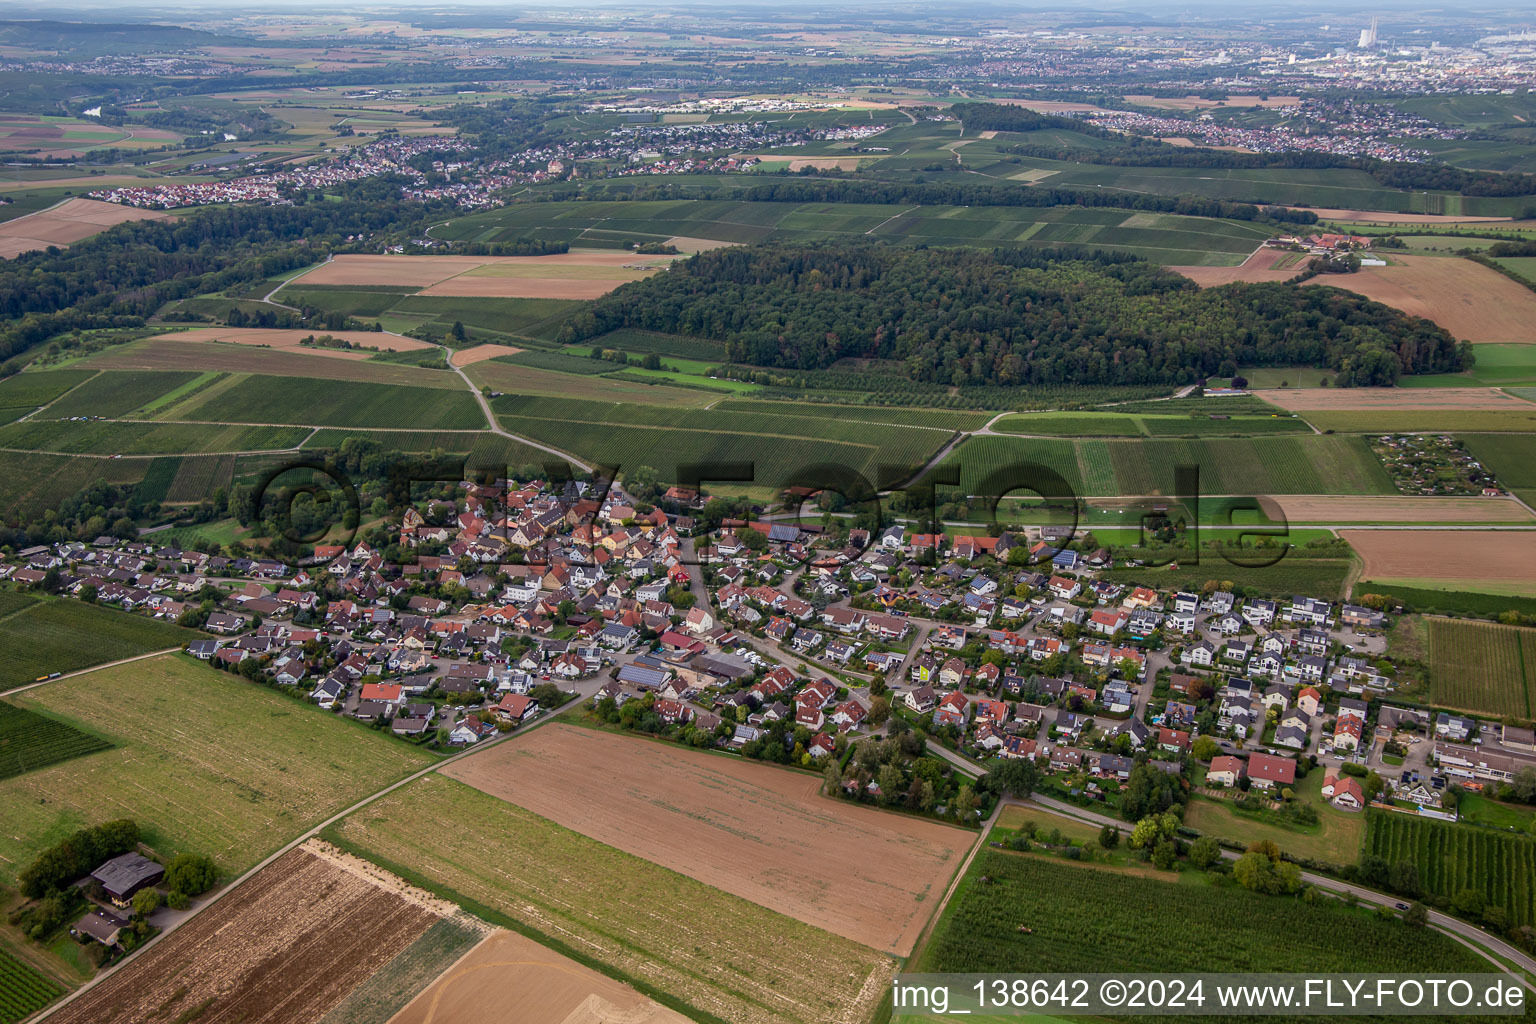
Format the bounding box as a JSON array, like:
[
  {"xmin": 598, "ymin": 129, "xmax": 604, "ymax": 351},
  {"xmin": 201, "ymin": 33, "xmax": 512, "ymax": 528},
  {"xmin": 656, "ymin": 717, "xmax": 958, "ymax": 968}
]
[{"xmin": 559, "ymin": 242, "xmax": 1469, "ymax": 388}]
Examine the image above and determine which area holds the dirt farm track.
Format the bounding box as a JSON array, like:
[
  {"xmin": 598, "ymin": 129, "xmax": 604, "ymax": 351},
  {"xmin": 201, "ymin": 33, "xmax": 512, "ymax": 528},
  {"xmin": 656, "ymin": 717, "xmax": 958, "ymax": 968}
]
[
  {"xmin": 443, "ymin": 723, "xmax": 972, "ymax": 955},
  {"xmin": 42, "ymin": 842, "xmax": 449, "ymax": 1024}
]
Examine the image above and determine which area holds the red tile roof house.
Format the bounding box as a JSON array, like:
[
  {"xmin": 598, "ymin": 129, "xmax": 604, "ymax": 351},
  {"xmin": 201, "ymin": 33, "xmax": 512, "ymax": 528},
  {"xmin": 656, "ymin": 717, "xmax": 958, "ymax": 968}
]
[
  {"xmin": 935, "ymin": 691, "xmax": 970, "ymax": 728},
  {"xmin": 1322, "ymin": 772, "xmax": 1366, "ymax": 811},
  {"xmin": 496, "ymin": 693, "xmax": 539, "ymax": 723},
  {"xmin": 1206, "ymin": 755, "xmax": 1246, "ymax": 787},
  {"xmin": 1157, "ymin": 727, "xmax": 1191, "ymax": 753},
  {"xmin": 1247, "ymin": 752, "xmax": 1296, "ymax": 790}
]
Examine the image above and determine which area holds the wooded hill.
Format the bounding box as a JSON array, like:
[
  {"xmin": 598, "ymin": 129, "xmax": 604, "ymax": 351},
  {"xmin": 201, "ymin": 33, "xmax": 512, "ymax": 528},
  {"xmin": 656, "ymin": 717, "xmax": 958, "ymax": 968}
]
[{"xmin": 560, "ymin": 243, "xmax": 1470, "ymax": 388}]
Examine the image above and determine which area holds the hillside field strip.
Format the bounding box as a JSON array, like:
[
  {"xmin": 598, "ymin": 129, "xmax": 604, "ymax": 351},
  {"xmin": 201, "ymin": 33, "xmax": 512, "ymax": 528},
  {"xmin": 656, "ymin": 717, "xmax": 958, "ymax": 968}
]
[
  {"xmin": 487, "ymin": 391, "xmax": 961, "ymax": 488},
  {"xmin": 0, "ymin": 198, "xmax": 169, "ymax": 259},
  {"xmin": 434, "ymin": 199, "xmax": 1272, "ymax": 266},
  {"xmin": 1261, "ymin": 386, "xmax": 1536, "ymax": 432},
  {"xmin": 1425, "ymin": 617, "xmax": 1536, "ymax": 718},
  {"xmin": 0, "ymin": 700, "xmax": 112, "ymax": 782},
  {"xmin": 329, "ymin": 772, "xmax": 893, "ymax": 1024},
  {"xmin": 1341, "ymin": 530, "xmax": 1536, "ymax": 597},
  {"xmin": 43, "ymin": 842, "xmax": 475, "ymax": 1024},
  {"xmin": 287, "ymin": 251, "xmax": 676, "ymax": 299},
  {"xmin": 1363, "ymin": 812, "xmax": 1536, "ymax": 929},
  {"xmin": 1271, "ymin": 495, "xmax": 1535, "ymax": 524},
  {"xmin": 149, "ymin": 327, "xmax": 436, "ymax": 354},
  {"xmin": 1304, "ymin": 256, "xmax": 1536, "ymax": 345},
  {"xmin": 78, "ymin": 337, "xmax": 470, "ymax": 388},
  {"xmin": 443, "ymin": 724, "xmax": 971, "ymax": 954},
  {"xmin": 386, "ymin": 929, "xmax": 691, "ymax": 1024},
  {"xmin": 0, "ymin": 654, "xmax": 432, "ymax": 884},
  {"xmin": 944, "ymin": 434, "xmax": 1395, "ymax": 498}
]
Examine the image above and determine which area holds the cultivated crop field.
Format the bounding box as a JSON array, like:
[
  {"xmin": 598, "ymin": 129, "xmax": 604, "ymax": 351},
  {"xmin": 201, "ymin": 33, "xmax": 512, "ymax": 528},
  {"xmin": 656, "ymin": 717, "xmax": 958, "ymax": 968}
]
[
  {"xmin": 387, "ymin": 929, "xmax": 691, "ymax": 1024},
  {"xmin": 173, "ymin": 373, "xmax": 486, "ymax": 429},
  {"xmin": 1305, "ymin": 256, "xmax": 1536, "ymax": 345},
  {"xmin": 1169, "ymin": 245, "xmax": 1299, "ymax": 286},
  {"xmin": 0, "ymin": 655, "xmax": 432, "ymax": 883},
  {"xmin": 491, "ymin": 391, "xmax": 957, "ymax": 485},
  {"xmin": 916, "ymin": 852, "xmax": 1491, "ymax": 978},
  {"xmin": 0, "ymin": 369, "xmax": 92, "ymax": 420},
  {"xmin": 330, "ymin": 773, "xmax": 892, "ymax": 1024},
  {"xmin": 44, "ymin": 842, "xmax": 460, "ymax": 1024},
  {"xmin": 42, "ymin": 369, "xmax": 199, "ymax": 419},
  {"xmin": 0, "ymin": 197, "xmax": 168, "ymax": 259},
  {"xmin": 0, "ymin": 598, "xmax": 202, "ymax": 690},
  {"xmin": 81, "ymin": 337, "xmax": 469, "ymax": 389},
  {"xmin": 0, "ymin": 948, "xmax": 60, "ymax": 1024},
  {"xmin": 0, "ymin": 700, "xmax": 110, "ymax": 781},
  {"xmin": 945, "ymin": 434, "xmax": 1394, "ymax": 497},
  {"xmin": 0, "ymin": 419, "xmax": 309, "ymax": 455},
  {"xmin": 0, "ymin": 451, "xmax": 147, "ymax": 518},
  {"xmin": 445, "ymin": 724, "xmax": 970, "ymax": 954},
  {"xmin": 436, "ymin": 198, "xmax": 1269, "ymax": 265},
  {"xmin": 1341, "ymin": 530, "xmax": 1536, "ymax": 597},
  {"xmin": 1364, "ymin": 812, "xmax": 1536, "ymax": 928},
  {"xmin": 1426, "ymin": 617, "xmax": 1536, "ymax": 718}
]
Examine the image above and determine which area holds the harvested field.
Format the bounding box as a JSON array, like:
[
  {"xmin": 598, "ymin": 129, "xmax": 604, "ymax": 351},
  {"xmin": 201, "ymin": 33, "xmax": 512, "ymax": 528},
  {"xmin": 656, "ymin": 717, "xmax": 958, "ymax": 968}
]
[
  {"xmin": 83, "ymin": 338, "xmax": 468, "ymax": 389},
  {"xmin": 44, "ymin": 843, "xmax": 454, "ymax": 1024},
  {"xmin": 449, "ymin": 343, "xmax": 520, "ymax": 366},
  {"xmin": 414, "ymin": 274, "xmax": 644, "ymax": 299},
  {"xmin": 299, "ymin": 252, "xmax": 672, "ymax": 289},
  {"xmin": 1170, "ymin": 246, "xmax": 1297, "ymax": 286},
  {"xmin": 1303, "ymin": 210, "xmax": 1527, "ymax": 224},
  {"xmin": 1306, "ymin": 256, "xmax": 1536, "ymax": 344},
  {"xmin": 388, "ymin": 929, "xmax": 691, "ymax": 1024},
  {"xmin": 665, "ymin": 235, "xmax": 735, "ymax": 252},
  {"xmin": 1271, "ymin": 495, "xmax": 1535, "ymax": 524},
  {"xmin": 1262, "ymin": 386, "xmax": 1529, "ymax": 411},
  {"xmin": 0, "ymin": 198, "xmax": 168, "ymax": 259},
  {"xmin": 149, "ymin": 327, "xmax": 433, "ymax": 353},
  {"xmin": 1341, "ymin": 529, "xmax": 1536, "ymax": 594},
  {"xmin": 443, "ymin": 723, "xmax": 969, "ymax": 955}
]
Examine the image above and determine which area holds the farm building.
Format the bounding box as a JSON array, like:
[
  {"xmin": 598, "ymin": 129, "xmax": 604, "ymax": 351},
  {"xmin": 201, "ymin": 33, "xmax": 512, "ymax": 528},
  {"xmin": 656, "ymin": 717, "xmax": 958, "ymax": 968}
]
[{"xmin": 91, "ymin": 852, "xmax": 164, "ymax": 905}]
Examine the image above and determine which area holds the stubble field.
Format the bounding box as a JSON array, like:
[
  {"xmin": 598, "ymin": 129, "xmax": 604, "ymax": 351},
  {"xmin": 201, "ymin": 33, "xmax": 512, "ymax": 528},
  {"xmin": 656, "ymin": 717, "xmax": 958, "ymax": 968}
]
[
  {"xmin": 387, "ymin": 929, "xmax": 691, "ymax": 1024},
  {"xmin": 444, "ymin": 723, "xmax": 970, "ymax": 954},
  {"xmin": 294, "ymin": 252, "xmax": 673, "ymax": 299},
  {"xmin": 1304, "ymin": 256, "xmax": 1536, "ymax": 345},
  {"xmin": 0, "ymin": 198, "xmax": 169, "ymax": 259}
]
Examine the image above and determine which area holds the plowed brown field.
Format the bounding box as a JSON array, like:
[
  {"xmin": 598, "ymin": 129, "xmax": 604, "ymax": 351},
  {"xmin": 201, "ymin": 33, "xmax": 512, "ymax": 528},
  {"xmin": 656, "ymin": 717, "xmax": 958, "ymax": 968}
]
[
  {"xmin": 443, "ymin": 724, "xmax": 970, "ymax": 955},
  {"xmin": 46, "ymin": 842, "xmax": 446, "ymax": 1024},
  {"xmin": 1343, "ymin": 529, "xmax": 1536, "ymax": 591},
  {"xmin": 1272, "ymin": 495, "xmax": 1534, "ymax": 523},
  {"xmin": 388, "ymin": 929, "xmax": 690, "ymax": 1024},
  {"xmin": 1262, "ymin": 386, "xmax": 1529, "ymax": 411}
]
